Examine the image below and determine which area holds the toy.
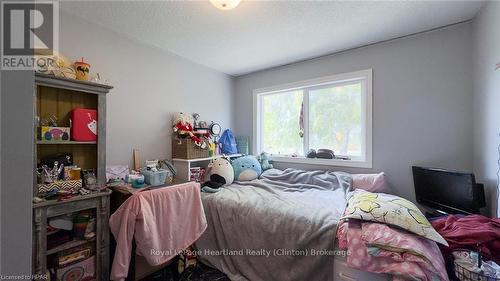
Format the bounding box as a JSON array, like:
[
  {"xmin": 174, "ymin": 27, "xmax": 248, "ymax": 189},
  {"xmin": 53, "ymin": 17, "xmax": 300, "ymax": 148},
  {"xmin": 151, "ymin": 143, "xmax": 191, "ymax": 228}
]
[
  {"xmin": 173, "ymin": 112, "xmax": 207, "ymax": 149},
  {"xmin": 35, "ymin": 51, "xmax": 77, "ymax": 79},
  {"xmin": 232, "ymin": 156, "xmax": 262, "ymax": 181},
  {"xmin": 257, "ymin": 152, "xmax": 273, "ymax": 170},
  {"xmin": 203, "ymin": 157, "xmax": 234, "ymax": 192}
]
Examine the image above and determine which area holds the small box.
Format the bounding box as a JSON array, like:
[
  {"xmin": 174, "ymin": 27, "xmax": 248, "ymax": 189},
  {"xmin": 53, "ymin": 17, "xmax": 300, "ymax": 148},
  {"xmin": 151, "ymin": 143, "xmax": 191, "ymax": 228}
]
[
  {"xmin": 71, "ymin": 108, "xmax": 97, "ymax": 141},
  {"xmin": 41, "ymin": 126, "xmax": 70, "ymax": 141},
  {"xmin": 38, "ymin": 179, "xmax": 82, "ymax": 194}
]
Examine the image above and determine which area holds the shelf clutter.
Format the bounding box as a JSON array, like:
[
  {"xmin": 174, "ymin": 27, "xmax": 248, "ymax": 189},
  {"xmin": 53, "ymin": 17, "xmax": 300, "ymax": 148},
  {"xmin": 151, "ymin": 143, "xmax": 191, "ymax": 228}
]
[{"xmin": 32, "ymin": 72, "xmax": 113, "ymax": 281}]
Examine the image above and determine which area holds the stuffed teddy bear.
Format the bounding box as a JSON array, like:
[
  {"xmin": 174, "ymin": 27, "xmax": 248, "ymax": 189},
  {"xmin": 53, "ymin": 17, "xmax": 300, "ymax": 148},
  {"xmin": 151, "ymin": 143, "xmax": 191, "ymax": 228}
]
[
  {"xmin": 232, "ymin": 156, "xmax": 262, "ymax": 181},
  {"xmin": 172, "ymin": 112, "xmax": 207, "ymax": 149},
  {"xmin": 257, "ymin": 152, "xmax": 273, "ymax": 171},
  {"xmin": 202, "ymin": 157, "xmax": 234, "ymax": 193}
]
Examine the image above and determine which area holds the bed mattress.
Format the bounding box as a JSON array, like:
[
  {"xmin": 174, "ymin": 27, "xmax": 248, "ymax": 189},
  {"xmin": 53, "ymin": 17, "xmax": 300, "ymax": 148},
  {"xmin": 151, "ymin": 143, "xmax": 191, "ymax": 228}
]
[{"xmin": 195, "ymin": 169, "xmax": 379, "ymax": 281}]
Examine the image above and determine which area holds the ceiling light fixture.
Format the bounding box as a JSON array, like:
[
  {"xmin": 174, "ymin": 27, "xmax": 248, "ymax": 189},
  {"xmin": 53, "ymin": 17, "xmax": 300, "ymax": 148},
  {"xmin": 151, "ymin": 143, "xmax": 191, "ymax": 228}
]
[{"xmin": 210, "ymin": 0, "xmax": 241, "ymax": 11}]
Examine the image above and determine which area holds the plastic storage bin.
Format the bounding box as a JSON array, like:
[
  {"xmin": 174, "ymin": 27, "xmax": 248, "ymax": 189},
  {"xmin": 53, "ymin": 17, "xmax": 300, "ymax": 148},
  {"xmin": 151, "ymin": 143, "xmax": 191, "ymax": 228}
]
[{"xmin": 141, "ymin": 169, "xmax": 171, "ymax": 186}]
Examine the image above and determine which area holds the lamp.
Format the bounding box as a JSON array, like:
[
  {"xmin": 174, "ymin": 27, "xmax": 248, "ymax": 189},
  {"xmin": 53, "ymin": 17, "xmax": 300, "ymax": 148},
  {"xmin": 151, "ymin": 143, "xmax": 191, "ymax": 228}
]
[{"xmin": 209, "ymin": 0, "xmax": 241, "ymax": 10}]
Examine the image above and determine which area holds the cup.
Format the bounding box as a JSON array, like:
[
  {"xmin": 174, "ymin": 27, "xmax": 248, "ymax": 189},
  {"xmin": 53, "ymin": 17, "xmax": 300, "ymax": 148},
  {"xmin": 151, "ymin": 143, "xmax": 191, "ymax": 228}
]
[{"xmin": 74, "ymin": 57, "xmax": 90, "ymax": 81}]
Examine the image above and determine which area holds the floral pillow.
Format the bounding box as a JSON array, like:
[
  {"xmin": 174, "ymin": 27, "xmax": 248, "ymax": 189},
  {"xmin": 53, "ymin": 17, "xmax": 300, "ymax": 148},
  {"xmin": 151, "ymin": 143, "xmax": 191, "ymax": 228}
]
[{"xmin": 341, "ymin": 189, "xmax": 448, "ymax": 246}]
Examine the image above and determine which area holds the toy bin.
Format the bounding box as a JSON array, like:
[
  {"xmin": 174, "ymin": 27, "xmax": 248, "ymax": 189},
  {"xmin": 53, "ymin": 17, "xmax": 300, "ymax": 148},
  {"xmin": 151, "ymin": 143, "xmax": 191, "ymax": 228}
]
[
  {"xmin": 71, "ymin": 108, "xmax": 98, "ymax": 141},
  {"xmin": 141, "ymin": 169, "xmax": 172, "ymax": 186}
]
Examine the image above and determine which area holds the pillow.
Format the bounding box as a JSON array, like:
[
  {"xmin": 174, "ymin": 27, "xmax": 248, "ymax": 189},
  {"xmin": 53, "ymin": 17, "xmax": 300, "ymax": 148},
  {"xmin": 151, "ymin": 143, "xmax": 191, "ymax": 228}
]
[
  {"xmin": 341, "ymin": 189, "xmax": 448, "ymax": 246},
  {"xmin": 232, "ymin": 155, "xmax": 262, "ymax": 181},
  {"xmin": 352, "ymin": 172, "xmax": 387, "ymax": 192},
  {"xmin": 207, "ymin": 157, "xmax": 234, "ymax": 185}
]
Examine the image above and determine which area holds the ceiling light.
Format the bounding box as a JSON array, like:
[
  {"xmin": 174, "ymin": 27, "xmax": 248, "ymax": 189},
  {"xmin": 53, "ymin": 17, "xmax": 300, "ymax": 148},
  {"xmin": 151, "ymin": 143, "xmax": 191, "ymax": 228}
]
[{"xmin": 210, "ymin": 0, "xmax": 241, "ymax": 11}]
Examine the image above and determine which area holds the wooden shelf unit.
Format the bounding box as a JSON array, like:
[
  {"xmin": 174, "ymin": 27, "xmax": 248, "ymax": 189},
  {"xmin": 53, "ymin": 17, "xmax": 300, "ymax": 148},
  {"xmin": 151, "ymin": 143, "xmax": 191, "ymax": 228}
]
[
  {"xmin": 37, "ymin": 140, "xmax": 97, "ymax": 145},
  {"xmin": 47, "ymin": 237, "xmax": 97, "ymax": 255},
  {"xmin": 172, "ymin": 154, "xmax": 242, "ymax": 182},
  {"xmin": 32, "ymin": 73, "xmax": 113, "ymax": 280}
]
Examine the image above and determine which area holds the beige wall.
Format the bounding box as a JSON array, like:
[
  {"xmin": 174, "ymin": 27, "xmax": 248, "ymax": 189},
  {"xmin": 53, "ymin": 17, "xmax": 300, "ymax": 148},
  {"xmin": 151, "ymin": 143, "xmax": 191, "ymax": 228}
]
[
  {"xmin": 473, "ymin": 2, "xmax": 500, "ymax": 217},
  {"xmin": 59, "ymin": 10, "xmax": 234, "ymax": 168},
  {"xmin": 234, "ymin": 23, "xmax": 475, "ymax": 209}
]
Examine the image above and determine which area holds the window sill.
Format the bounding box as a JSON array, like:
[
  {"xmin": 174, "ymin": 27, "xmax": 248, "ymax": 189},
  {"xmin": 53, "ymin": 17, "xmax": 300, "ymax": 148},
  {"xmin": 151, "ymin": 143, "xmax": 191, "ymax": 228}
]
[{"xmin": 271, "ymin": 156, "xmax": 372, "ymax": 169}]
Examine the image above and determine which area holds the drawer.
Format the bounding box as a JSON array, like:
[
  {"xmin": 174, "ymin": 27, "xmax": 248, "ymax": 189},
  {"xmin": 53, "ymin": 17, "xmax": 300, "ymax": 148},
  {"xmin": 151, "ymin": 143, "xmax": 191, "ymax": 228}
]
[
  {"xmin": 334, "ymin": 258, "xmax": 390, "ymax": 281},
  {"xmin": 46, "ymin": 199, "xmax": 98, "ymax": 217}
]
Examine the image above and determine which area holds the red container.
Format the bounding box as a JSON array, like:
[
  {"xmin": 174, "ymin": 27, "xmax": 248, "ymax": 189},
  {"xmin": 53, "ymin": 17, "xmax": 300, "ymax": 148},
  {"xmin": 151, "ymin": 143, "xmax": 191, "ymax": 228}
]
[{"xmin": 71, "ymin": 108, "xmax": 98, "ymax": 141}]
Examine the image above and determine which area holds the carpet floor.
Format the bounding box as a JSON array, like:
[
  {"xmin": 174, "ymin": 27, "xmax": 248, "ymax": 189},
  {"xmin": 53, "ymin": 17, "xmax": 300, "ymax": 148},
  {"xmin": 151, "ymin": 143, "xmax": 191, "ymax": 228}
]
[{"xmin": 178, "ymin": 263, "xmax": 230, "ymax": 281}]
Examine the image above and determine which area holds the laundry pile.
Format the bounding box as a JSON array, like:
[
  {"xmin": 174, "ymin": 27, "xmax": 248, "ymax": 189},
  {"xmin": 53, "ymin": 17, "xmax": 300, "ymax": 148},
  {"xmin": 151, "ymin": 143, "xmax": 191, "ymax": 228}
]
[
  {"xmin": 431, "ymin": 215, "xmax": 500, "ymax": 264},
  {"xmin": 453, "ymin": 251, "xmax": 500, "ymax": 279}
]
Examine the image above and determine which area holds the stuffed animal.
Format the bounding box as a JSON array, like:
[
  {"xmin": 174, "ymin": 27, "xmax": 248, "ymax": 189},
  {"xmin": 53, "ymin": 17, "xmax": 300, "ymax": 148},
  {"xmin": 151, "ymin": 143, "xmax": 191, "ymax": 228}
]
[
  {"xmin": 258, "ymin": 152, "xmax": 273, "ymax": 171},
  {"xmin": 232, "ymin": 156, "xmax": 262, "ymax": 181},
  {"xmin": 172, "ymin": 112, "xmax": 206, "ymax": 149},
  {"xmin": 203, "ymin": 157, "xmax": 234, "ymax": 192}
]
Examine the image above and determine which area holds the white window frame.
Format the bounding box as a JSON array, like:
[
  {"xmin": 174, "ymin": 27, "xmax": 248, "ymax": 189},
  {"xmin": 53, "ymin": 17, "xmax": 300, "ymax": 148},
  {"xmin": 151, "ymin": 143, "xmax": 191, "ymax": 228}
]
[{"xmin": 253, "ymin": 69, "xmax": 372, "ymax": 169}]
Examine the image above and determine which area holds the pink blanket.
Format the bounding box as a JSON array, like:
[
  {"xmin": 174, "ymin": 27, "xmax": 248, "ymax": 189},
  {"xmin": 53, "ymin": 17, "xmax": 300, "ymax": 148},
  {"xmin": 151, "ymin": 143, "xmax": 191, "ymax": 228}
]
[
  {"xmin": 338, "ymin": 220, "xmax": 449, "ymax": 281},
  {"xmin": 109, "ymin": 182, "xmax": 207, "ymax": 281}
]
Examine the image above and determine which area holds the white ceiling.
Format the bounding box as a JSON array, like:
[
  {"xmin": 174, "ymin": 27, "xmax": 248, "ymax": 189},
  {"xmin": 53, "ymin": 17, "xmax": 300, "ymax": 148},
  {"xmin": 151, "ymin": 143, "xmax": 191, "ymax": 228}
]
[{"xmin": 60, "ymin": 1, "xmax": 484, "ymax": 76}]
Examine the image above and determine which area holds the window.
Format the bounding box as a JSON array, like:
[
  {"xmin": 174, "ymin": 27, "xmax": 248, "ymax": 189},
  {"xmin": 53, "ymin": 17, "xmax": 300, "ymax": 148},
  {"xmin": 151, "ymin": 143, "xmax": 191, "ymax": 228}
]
[{"xmin": 253, "ymin": 69, "xmax": 372, "ymax": 168}]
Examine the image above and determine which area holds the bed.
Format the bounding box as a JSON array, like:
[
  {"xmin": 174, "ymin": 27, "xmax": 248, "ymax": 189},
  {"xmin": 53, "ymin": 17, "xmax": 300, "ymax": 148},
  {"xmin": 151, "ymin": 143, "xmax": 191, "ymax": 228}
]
[{"xmin": 194, "ymin": 168, "xmax": 390, "ymax": 281}]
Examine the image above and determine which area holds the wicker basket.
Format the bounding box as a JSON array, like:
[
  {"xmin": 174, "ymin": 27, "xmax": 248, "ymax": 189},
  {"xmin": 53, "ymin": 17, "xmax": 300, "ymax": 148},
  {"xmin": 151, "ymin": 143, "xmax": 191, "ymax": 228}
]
[
  {"xmin": 172, "ymin": 137, "xmax": 209, "ymax": 159},
  {"xmin": 454, "ymin": 259, "xmax": 500, "ymax": 281}
]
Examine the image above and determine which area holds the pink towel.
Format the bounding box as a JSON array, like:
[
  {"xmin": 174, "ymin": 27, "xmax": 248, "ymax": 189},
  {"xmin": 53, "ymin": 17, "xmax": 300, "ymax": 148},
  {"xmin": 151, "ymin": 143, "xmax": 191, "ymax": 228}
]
[{"xmin": 109, "ymin": 182, "xmax": 207, "ymax": 280}]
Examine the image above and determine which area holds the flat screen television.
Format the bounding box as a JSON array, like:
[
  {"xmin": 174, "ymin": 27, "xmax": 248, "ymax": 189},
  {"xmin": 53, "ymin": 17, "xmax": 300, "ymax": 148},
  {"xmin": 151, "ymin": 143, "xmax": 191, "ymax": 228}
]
[{"xmin": 412, "ymin": 166, "xmax": 485, "ymax": 215}]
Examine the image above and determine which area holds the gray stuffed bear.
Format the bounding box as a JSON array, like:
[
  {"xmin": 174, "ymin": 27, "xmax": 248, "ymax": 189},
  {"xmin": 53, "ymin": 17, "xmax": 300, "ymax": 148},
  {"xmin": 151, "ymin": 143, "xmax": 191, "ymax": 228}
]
[{"xmin": 258, "ymin": 152, "xmax": 273, "ymax": 171}]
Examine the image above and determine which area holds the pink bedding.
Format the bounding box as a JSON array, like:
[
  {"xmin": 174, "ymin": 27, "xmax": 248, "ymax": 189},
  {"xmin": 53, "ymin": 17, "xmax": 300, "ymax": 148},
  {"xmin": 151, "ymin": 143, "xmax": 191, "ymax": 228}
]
[{"xmin": 338, "ymin": 220, "xmax": 449, "ymax": 281}]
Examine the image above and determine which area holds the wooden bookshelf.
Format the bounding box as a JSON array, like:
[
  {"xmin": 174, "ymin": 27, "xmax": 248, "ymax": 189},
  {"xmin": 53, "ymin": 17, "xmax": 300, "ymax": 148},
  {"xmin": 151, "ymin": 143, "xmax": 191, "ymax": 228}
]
[
  {"xmin": 32, "ymin": 73, "xmax": 113, "ymax": 280},
  {"xmin": 37, "ymin": 140, "xmax": 97, "ymax": 145}
]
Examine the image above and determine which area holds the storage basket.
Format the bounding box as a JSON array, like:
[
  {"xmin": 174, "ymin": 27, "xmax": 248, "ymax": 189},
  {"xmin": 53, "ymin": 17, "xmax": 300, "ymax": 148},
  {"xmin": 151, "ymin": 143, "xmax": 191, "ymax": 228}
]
[
  {"xmin": 38, "ymin": 179, "xmax": 82, "ymax": 194},
  {"xmin": 141, "ymin": 168, "xmax": 173, "ymax": 186},
  {"xmin": 454, "ymin": 259, "xmax": 500, "ymax": 281},
  {"xmin": 172, "ymin": 137, "xmax": 209, "ymax": 159}
]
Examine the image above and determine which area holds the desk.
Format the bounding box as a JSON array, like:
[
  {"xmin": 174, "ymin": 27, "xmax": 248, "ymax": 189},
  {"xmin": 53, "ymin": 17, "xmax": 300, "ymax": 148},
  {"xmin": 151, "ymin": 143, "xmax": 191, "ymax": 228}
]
[{"xmin": 109, "ymin": 180, "xmax": 185, "ymax": 280}]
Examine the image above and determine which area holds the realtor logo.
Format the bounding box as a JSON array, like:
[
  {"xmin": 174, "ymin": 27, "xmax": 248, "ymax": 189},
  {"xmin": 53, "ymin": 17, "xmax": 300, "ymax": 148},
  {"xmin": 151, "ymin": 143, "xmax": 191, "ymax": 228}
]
[{"xmin": 1, "ymin": 1, "xmax": 59, "ymax": 70}]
